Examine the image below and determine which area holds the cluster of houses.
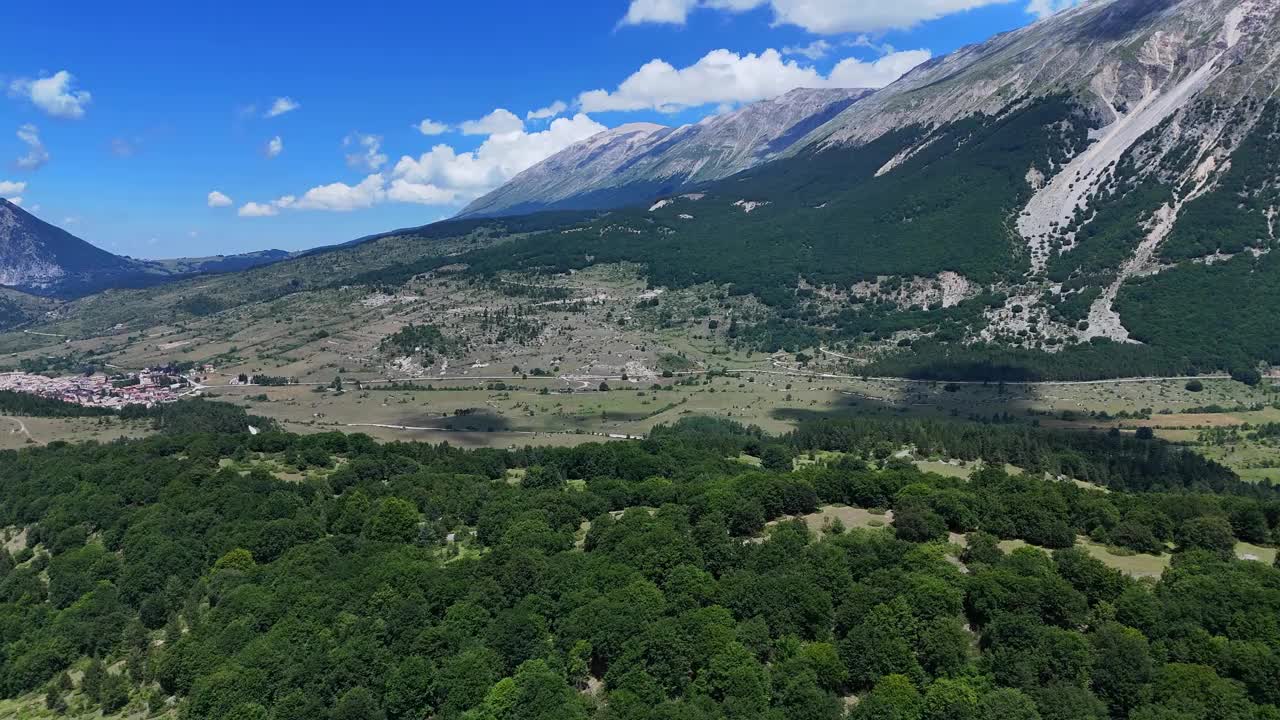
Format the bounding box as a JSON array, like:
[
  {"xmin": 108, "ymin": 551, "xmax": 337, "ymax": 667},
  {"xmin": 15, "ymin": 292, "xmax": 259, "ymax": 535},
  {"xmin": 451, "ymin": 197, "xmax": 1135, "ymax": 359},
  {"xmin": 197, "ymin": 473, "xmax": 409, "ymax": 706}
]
[{"xmin": 0, "ymin": 366, "xmax": 199, "ymax": 409}]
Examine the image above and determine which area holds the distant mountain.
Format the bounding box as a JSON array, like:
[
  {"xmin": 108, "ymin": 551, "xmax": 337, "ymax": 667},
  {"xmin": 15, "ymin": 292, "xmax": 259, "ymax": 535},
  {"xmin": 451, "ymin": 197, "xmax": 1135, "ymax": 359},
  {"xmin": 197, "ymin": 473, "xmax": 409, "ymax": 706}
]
[
  {"xmin": 0, "ymin": 198, "xmax": 145, "ymax": 297},
  {"xmin": 458, "ymin": 87, "xmax": 872, "ymax": 218},
  {"xmin": 146, "ymin": 249, "xmax": 294, "ymax": 276},
  {"xmin": 1, "ymin": 199, "xmax": 293, "ymax": 298}
]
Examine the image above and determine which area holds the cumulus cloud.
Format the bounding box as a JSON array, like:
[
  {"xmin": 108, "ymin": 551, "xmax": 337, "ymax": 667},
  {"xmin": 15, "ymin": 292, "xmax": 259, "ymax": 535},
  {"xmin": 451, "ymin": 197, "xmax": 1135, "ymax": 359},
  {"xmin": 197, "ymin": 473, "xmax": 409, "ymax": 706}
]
[
  {"xmin": 527, "ymin": 101, "xmax": 569, "ymax": 120},
  {"xmin": 265, "ymin": 136, "xmax": 284, "ymax": 158},
  {"xmin": 289, "ymin": 174, "xmax": 388, "ymax": 211},
  {"xmin": 459, "ymin": 108, "xmax": 525, "ymax": 136},
  {"xmin": 238, "ymin": 200, "xmax": 285, "ymax": 217},
  {"xmin": 207, "ymin": 190, "xmax": 233, "ymax": 208},
  {"xmin": 344, "ymin": 133, "xmax": 388, "ymax": 171},
  {"xmin": 416, "ymin": 118, "xmax": 450, "ymax": 135},
  {"xmin": 1, "ymin": 180, "xmax": 26, "ymax": 207},
  {"xmin": 827, "ymin": 50, "xmax": 933, "ymax": 88},
  {"xmin": 265, "ymin": 97, "xmax": 300, "ymax": 118},
  {"xmin": 386, "ymin": 178, "xmax": 459, "ymax": 205},
  {"xmin": 14, "ymin": 124, "xmax": 49, "ymax": 170},
  {"xmin": 620, "ymin": 0, "xmax": 698, "ymax": 25},
  {"xmin": 240, "ymin": 113, "xmax": 607, "ymax": 214},
  {"xmin": 620, "ymin": 0, "xmax": 1015, "ymax": 33},
  {"xmin": 578, "ymin": 47, "xmax": 928, "ymax": 113},
  {"xmin": 782, "ymin": 39, "xmax": 832, "ymax": 60},
  {"xmin": 393, "ymin": 114, "xmax": 606, "ymax": 194},
  {"xmin": 9, "ymin": 71, "xmax": 92, "ymax": 119},
  {"xmin": 1026, "ymin": 0, "xmax": 1083, "ymax": 18}
]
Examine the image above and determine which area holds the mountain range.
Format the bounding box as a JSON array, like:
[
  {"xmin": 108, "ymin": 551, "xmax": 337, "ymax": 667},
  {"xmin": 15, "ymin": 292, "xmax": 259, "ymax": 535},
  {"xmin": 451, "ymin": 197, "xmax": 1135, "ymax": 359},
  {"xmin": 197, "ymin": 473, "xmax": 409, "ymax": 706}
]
[
  {"xmin": 442, "ymin": 0, "xmax": 1280, "ymax": 377},
  {"xmin": 6, "ymin": 0, "xmax": 1280, "ymax": 380},
  {"xmin": 0, "ymin": 199, "xmax": 290, "ymax": 299},
  {"xmin": 458, "ymin": 87, "xmax": 872, "ymax": 218}
]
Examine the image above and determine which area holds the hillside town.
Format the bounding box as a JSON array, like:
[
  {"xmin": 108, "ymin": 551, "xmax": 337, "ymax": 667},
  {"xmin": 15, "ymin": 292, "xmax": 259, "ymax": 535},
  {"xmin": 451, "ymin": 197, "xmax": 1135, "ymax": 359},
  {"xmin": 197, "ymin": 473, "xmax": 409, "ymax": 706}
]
[{"xmin": 0, "ymin": 367, "xmax": 199, "ymax": 409}]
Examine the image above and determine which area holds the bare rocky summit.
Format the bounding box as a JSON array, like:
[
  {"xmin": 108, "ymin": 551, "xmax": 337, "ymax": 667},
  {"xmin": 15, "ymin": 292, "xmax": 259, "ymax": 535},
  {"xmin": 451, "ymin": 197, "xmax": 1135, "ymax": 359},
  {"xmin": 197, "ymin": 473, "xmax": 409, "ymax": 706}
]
[{"xmin": 459, "ymin": 88, "xmax": 872, "ymax": 218}]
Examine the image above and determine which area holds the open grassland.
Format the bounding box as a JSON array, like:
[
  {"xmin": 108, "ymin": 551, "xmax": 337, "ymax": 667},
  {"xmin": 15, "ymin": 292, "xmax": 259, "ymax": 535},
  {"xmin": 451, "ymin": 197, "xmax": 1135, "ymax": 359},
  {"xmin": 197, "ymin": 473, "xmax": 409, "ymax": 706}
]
[
  {"xmin": 6, "ymin": 254, "xmax": 1280, "ymax": 469},
  {"xmin": 0, "ymin": 416, "xmax": 152, "ymax": 450},
  {"xmin": 997, "ymin": 536, "xmax": 1274, "ymax": 579}
]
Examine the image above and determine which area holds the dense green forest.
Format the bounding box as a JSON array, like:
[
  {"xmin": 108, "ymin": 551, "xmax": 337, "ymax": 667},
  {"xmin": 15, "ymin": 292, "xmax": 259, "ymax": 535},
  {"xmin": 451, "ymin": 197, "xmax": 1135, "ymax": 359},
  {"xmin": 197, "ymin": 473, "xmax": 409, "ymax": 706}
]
[
  {"xmin": 0, "ymin": 298, "xmax": 32, "ymax": 332},
  {"xmin": 1158, "ymin": 100, "xmax": 1279, "ymax": 263},
  {"xmin": 349, "ymin": 97, "xmax": 1091, "ymax": 304},
  {"xmin": 1116, "ymin": 251, "xmax": 1280, "ymax": 372},
  {"xmin": 2, "ymin": 409, "xmax": 1280, "ymax": 720}
]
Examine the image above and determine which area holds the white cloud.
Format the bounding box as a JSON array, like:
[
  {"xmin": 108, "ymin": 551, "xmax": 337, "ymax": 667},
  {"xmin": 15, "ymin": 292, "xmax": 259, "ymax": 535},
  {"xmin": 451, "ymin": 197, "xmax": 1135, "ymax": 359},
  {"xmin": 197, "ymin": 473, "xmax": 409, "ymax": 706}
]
[
  {"xmin": 0, "ymin": 180, "xmax": 26, "ymax": 196},
  {"xmin": 265, "ymin": 97, "xmax": 300, "ymax": 118},
  {"xmin": 9, "ymin": 71, "xmax": 92, "ymax": 119},
  {"xmin": 416, "ymin": 118, "xmax": 450, "ymax": 135},
  {"xmin": 620, "ymin": 0, "xmax": 698, "ymax": 25},
  {"xmin": 290, "ymin": 174, "xmax": 387, "ymax": 211},
  {"xmin": 620, "ymin": 0, "xmax": 1014, "ymax": 33},
  {"xmin": 5, "ymin": 197, "xmax": 21, "ymax": 206},
  {"xmin": 782, "ymin": 39, "xmax": 832, "ymax": 60},
  {"xmin": 527, "ymin": 101, "xmax": 569, "ymax": 120},
  {"xmin": 578, "ymin": 47, "xmax": 928, "ymax": 113},
  {"xmin": 393, "ymin": 113, "xmax": 607, "ymax": 195},
  {"xmin": 207, "ymin": 190, "xmax": 233, "ymax": 208},
  {"xmin": 238, "ymin": 201, "xmax": 283, "ymax": 217},
  {"xmin": 386, "ymin": 179, "xmax": 458, "ymax": 205},
  {"xmin": 1026, "ymin": 0, "xmax": 1082, "ymax": 18},
  {"xmin": 344, "ymin": 133, "xmax": 388, "ymax": 171},
  {"xmin": 242, "ymin": 113, "xmax": 608, "ymax": 213},
  {"xmin": 459, "ymin": 108, "xmax": 525, "ymax": 136},
  {"xmin": 265, "ymin": 136, "xmax": 284, "ymax": 158},
  {"xmin": 827, "ymin": 50, "xmax": 933, "ymax": 88},
  {"xmin": 14, "ymin": 124, "xmax": 50, "ymax": 170}
]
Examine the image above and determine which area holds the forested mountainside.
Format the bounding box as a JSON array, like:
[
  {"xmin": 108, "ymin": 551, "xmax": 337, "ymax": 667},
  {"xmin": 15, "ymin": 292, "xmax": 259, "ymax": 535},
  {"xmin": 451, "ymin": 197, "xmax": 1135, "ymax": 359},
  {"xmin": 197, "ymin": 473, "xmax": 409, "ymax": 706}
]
[
  {"xmin": 0, "ymin": 287, "xmax": 56, "ymax": 332},
  {"xmin": 10, "ymin": 0, "xmax": 1280, "ymax": 381},
  {"xmin": 395, "ymin": 0, "xmax": 1280, "ymax": 381},
  {"xmin": 2, "ymin": 408, "xmax": 1280, "ymax": 719}
]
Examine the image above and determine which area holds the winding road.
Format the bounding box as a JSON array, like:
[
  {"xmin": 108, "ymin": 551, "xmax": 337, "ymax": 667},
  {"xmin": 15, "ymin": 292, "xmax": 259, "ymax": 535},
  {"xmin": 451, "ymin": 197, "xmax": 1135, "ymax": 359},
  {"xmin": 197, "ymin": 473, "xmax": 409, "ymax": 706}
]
[{"xmin": 3, "ymin": 416, "xmax": 32, "ymax": 441}]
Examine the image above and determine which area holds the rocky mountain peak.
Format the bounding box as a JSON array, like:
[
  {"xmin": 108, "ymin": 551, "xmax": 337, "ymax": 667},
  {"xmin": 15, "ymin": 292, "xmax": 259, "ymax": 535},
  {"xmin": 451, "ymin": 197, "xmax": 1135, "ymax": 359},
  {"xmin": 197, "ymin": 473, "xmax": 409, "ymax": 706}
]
[{"xmin": 458, "ymin": 87, "xmax": 873, "ymax": 218}]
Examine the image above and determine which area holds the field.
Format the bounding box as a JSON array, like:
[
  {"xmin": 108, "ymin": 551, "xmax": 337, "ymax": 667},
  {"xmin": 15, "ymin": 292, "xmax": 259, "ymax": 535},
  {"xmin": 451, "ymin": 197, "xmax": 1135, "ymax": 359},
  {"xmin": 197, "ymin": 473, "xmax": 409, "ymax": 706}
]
[
  {"xmin": 4, "ymin": 247, "xmax": 1280, "ymax": 472},
  {"xmin": 0, "ymin": 415, "xmax": 152, "ymax": 450},
  {"xmin": 997, "ymin": 536, "xmax": 1275, "ymax": 579}
]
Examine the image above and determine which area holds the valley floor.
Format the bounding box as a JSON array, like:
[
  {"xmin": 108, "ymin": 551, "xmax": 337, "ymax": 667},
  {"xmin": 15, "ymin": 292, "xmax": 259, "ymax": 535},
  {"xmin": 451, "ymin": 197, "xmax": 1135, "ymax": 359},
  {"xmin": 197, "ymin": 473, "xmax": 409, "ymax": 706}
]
[{"xmin": 4, "ymin": 263, "xmax": 1280, "ymax": 483}]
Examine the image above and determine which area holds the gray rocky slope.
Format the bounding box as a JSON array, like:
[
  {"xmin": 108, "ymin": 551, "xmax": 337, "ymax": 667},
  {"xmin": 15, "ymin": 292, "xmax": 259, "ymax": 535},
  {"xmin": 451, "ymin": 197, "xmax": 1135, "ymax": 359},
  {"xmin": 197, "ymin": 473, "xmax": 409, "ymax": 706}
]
[
  {"xmin": 458, "ymin": 88, "xmax": 872, "ymax": 218},
  {"xmin": 793, "ymin": 0, "xmax": 1280, "ymax": 342},
  {"xmin": 0, "ymin": 198, "xmax": 136, "ymax": 296}
]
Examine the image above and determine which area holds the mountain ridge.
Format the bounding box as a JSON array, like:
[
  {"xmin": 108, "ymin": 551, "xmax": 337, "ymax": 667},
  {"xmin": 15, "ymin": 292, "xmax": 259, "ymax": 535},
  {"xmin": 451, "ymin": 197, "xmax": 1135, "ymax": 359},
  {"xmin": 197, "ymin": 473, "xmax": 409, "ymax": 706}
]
[
  {"xmin": 1, "ymin": 199, "xmax": 294, "ymax": 299},
  {"xmin": 458, "ymin": 87, "xmax": 873, "ymax": 218}
]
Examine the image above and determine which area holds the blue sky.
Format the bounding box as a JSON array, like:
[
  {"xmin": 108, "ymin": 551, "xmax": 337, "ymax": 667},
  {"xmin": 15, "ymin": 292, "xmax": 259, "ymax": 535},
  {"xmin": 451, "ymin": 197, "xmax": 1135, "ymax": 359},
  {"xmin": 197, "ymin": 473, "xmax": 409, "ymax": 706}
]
[{"xmin": 1, "ymin": 0, "xmax": 1077, "ymax": 258}]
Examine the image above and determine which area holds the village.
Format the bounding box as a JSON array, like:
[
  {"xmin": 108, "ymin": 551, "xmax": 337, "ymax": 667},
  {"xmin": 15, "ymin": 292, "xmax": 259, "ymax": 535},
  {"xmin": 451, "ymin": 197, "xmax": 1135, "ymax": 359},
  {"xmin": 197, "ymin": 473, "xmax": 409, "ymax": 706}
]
[{"xmin": 0, "ymin": 365, "xmax": 202, "ymax": 409}]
